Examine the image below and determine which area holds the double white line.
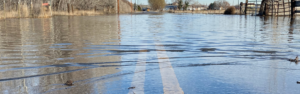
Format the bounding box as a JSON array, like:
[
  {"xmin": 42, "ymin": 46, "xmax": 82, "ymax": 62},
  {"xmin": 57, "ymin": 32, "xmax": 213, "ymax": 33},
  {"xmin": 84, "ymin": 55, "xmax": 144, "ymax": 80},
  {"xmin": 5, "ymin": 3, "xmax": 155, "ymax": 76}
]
[
  {"xmin": 155, "ymin": 44, "xmax": 184, "ymax": 94},
  {"xmin": 129, "ymin": 44, "xmax": 184, "ymax": 94},
  {"xmin": 129, "ymin": 50, "xmax": 147, "ymax": 94}
]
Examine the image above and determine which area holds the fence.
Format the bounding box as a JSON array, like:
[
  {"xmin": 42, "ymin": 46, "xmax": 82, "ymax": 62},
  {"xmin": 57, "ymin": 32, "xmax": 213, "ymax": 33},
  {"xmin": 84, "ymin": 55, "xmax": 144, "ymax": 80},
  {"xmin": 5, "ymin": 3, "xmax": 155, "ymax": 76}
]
[
  {"xmin": 240, "ymin": 0, "xmax": 262, "ymax": 15},
  {"xmin": 264, "ymin": 0, "xmax": 291, "ymax": 16},
  {"xmin": 240, "ymin": 0, "xmax": 300, "ymax": 16}
]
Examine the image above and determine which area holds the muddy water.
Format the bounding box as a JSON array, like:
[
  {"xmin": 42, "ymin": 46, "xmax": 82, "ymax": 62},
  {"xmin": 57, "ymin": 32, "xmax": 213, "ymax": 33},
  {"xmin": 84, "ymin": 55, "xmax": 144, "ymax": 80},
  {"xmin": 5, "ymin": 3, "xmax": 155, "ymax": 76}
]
[{"xmin": 0, "ymin": 14, "xmax": 300, "ymax": 94}]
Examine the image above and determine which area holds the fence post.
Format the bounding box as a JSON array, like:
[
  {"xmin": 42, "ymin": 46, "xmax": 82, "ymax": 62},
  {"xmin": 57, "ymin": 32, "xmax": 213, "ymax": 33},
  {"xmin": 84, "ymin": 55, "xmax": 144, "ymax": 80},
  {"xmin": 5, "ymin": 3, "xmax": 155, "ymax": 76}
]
[
  {"xmin": 71, "ymin": 5, "xmax": 73, "ymax": 13},
  {"xmin": 50, "ymin": 0, "xmax": 52, "ymax": 16},
  {"xmin": 18, "ymin": 1, "xmax": 20, "ymax": 17},
  {"xmin": 272, "ymin": 0, "xmax": 274, "ymax": 15},
  {"xmin": 277, "ymin": 2, "xmax": 279, "ymax": 16},
  {"xmin": 291, "ymin": 0, "xmax": 295, "ymax": 17},
  {"xmin": 4, "ymin": 0, "xmax": 5, "ymax": 19},
  {"xmin": 240, "ymin": 2, "xmax": 242, "ymax": 14},
  {"xmin": 41, "ymin": 2, "xmax": 44, "ymax": 17},
  {"xmin": 245, "ymin": 0, "xmax": 248, "ymax": 14},
  {"xmin": 283, "ymin": 0, "xmax": 285, "ymax": 16},
  {"xmin": 67, "ymin": 3, "xmax": 70, "ymax": 13},
  {"xmin": 31, "ymin": 1, "xmax": 33, "ymax": 17},
  {"xmin": 117, "ymin": 0, "xmax": 120, "ymax": 14},
  {"xmin": 265, "ymin": 3, "xmax": 269, "ymax": 16}
]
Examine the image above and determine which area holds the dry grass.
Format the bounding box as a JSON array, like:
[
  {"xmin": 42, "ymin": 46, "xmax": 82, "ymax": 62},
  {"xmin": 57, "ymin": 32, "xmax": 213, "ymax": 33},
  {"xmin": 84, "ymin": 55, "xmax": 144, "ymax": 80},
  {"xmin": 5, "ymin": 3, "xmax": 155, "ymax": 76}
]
[
  {"xmin": 0, "ymin": 11, "xmax": 4, "ymax": 20},
  {"xmin": 122, "ymin": 0, "xmax": 133, "ymax": 6},
  {"xmin": 53, "ymin": 10, "xmax": 105, "ymax": 16},
  {"xmin": 0, "ymin": 4, "xmax": 53, "ymax": 19},
  {"xmin": 0, "ymin": 0, "xmax": 132, "ymax": 20},
  {"xmin": 20, "ymin": 4, "xmax": 30, "ymax": 17},
  {"xmin": 1, "ymin": 9, "xmax": 110, "ymax": 20},
  {"xmin": 224, "ymin": 6, "xmax": 236, "ymax": 14}
]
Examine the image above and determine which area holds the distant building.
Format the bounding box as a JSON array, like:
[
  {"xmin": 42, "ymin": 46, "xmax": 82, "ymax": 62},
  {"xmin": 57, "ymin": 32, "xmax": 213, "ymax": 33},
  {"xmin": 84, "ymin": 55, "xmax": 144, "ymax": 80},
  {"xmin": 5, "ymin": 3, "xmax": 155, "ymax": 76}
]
[
  {"xmin": 188, "ymin": 5, "xmax": 207, "ymax": 10},
  {"xmin": 165, "ymin": 5, "xmax": 178, "ymax": 10}
]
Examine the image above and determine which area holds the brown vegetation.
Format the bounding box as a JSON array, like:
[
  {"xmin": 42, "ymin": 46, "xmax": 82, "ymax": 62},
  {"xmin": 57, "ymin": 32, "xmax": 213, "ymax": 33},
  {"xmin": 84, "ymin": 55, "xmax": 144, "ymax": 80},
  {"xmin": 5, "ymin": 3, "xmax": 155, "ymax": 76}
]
[
  {"xmin": 224, "ymin": 6, "xmax": 236, "ymax": 14},
  {"xmin": 0, "ymin": 0, "xmax": 132, "ymax": 19}
]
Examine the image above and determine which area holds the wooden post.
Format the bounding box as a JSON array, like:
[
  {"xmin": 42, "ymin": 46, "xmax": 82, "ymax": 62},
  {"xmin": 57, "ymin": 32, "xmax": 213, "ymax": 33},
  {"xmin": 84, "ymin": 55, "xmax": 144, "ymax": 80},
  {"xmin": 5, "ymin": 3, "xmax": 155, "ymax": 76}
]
[
  {"xmin": 272, "ymin": 0, "xmax": 274, "ymax": 16},
  {"xmin": 283, "ymin": 0, "xmax": 285, "ymax": 16},
  {"xmin": 31, "ymin": 1, "xmax": 33, "ymax": 17},
  {"xmin": 94, "ymin": 6, "xmax": 96, "ymax": 12},
  {"xmin": 18, "ymin": 1, "xmax": 20, "ymax": 17},
  {"xmin": 9, "ymin": 0, "xmax": 10, "ymax": 12},
  {"xmin": 67, "ymin": 3, "xmax": 70, "ymax": 13},
  {"xmin": 240, "ymin": 2, "xmax": 242, "ymax": 14},
  {"xmin": 265, "ymin": 3, "xmax": 269, "ymax": 16},
  {"xmin": 288, "ymin": 0, "xmax": 291, "ymax": 16},
  {"xmin": 15, "ymin": 3, "xmax": 17, "ymax": 11},
  {"xmin": 71, "ymin": 5, "xmax": 74, "ymax": 13},
  {"xmin": 50, "ymin": 0, "xmax": 53, "ymax": 16},
  {"xmin": 291, "ymin": 0, "xmax": 295, "ymax": 17},
  {"xmin": 259, "ymin": 0, "xmax": 265, "ymax": 16},
  {"xmin": 277, "ymin": 2, "xmax": 279, "ymax": 16},
  {"xmin": 50, "ymin": 2, "xmax": 52, "ymax": 16},
  {"xmin": 117, "ymin": 0, "xmax": 120, "ymax": 14},
  {"xmin": 245, "ymin": 0, "xmax": 248, "ymax": 14},
  {"xmin": 41, "ymin": 2, "xmax": 44, "ymax": 17},
  {"xmin": 4, "ymin": 1, "xmax": 5, "ymax": 19}
]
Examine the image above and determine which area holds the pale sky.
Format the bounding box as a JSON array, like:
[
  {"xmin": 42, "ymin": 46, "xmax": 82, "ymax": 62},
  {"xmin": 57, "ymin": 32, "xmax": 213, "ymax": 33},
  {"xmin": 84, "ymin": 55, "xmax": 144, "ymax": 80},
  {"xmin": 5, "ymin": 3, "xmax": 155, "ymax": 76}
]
[{"xmin": 132, "ymin": 0, "xmax": 244, "ymax": 6}]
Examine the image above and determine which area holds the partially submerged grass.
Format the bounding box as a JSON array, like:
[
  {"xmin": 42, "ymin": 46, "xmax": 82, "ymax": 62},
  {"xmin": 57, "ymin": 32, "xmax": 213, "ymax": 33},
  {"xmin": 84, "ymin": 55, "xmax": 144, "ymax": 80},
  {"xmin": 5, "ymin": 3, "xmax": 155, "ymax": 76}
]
[
  {"xmin": 53, "ymin": 10, "xmax": 105, "ymax": 16},
  {"xmin": 0, "ymin": 6, "xmax": 107, "ymax": 20}
]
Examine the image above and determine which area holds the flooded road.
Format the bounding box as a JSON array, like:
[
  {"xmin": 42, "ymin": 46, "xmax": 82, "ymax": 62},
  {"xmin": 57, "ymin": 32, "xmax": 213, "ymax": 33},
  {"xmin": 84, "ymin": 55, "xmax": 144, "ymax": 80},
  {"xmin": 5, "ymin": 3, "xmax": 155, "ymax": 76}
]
[{"xmin": 0, "ymin": 14, "xmax": 300, "ymax": 94}]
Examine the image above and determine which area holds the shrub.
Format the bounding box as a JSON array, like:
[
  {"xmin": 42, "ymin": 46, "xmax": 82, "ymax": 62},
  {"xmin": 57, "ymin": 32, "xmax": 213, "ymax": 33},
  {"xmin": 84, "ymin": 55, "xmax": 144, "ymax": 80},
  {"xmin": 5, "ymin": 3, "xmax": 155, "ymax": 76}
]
[
  {"xmin": 148, "ymin": 0, "xmax": 166, "ymax": 10},
  {"xmin": 138, "ymin": 6, "xmax": 142, "ymax": 11},
  {"xmin": 224, "ymin": 6, "xmax": 236, "ymax": 14}
]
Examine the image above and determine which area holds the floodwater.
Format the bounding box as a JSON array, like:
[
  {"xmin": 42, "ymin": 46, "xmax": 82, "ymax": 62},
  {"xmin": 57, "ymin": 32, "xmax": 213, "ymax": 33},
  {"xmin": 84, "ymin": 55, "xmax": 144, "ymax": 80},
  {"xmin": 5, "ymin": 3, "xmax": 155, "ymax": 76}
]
[{"xmin": 0, "ymin": 14, "xmax": 300, "ymax": 94}]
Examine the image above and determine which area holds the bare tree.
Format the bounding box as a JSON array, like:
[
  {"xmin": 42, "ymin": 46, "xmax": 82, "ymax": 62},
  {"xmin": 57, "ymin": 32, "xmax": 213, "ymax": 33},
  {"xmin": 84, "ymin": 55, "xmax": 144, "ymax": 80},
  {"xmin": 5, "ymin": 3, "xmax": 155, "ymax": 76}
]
[
  {"xmin": 178, "ymin": 0, "xmax": 183, "ymax": 10},
  {"xmin": 148, "ymin": 0, "xmax": 166, "ymax": 10},
  {"xmin": 214, "ymin": 0, "xmax": 230, "ymax": 9},
  {"xmin": 183, "ymin": 1, "xmax": 189, "ymax": 10}
]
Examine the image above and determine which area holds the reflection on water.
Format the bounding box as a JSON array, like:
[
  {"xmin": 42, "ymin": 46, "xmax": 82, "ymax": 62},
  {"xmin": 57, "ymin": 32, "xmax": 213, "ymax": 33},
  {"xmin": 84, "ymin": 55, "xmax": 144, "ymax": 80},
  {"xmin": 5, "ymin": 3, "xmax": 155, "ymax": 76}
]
[
  {"xmin": 1, "ymin": 14, "xmax": 300, "ymax": 94},
  {"xmin": 0, "ymin": 16, "xmax": 121, "ymax": 94}
]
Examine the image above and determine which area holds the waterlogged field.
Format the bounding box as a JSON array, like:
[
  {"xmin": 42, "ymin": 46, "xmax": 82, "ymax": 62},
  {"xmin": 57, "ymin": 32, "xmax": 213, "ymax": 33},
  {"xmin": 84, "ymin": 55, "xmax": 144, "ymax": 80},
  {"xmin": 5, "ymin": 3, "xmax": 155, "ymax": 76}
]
[{"xmin": 0, "ymin": 14, "xmax": 300, "ymax": 94}]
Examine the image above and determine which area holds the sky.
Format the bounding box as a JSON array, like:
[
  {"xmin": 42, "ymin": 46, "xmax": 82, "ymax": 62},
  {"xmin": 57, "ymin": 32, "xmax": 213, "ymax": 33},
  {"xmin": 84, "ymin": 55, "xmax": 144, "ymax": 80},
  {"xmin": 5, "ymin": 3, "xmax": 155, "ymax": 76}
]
[{"xmin": 132, "ymin": 0, "xmax": 244, "ymax": 6}]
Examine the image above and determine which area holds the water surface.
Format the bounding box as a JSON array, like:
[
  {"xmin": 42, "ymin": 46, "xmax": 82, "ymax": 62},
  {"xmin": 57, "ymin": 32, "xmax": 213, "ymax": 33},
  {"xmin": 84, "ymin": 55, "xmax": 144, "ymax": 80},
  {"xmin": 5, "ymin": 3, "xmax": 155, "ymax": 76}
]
[{"xmin": 0, "ymin": 14, "xmax": 300, "ymax": 94}]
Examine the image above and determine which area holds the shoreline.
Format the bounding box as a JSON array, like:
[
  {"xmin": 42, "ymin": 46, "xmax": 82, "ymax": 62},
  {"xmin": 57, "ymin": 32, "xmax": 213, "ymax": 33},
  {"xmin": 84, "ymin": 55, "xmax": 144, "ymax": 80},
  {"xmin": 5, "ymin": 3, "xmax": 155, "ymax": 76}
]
[{"xmin": 1, "ymin": 10, "xmax": 299, "ymax": 20}]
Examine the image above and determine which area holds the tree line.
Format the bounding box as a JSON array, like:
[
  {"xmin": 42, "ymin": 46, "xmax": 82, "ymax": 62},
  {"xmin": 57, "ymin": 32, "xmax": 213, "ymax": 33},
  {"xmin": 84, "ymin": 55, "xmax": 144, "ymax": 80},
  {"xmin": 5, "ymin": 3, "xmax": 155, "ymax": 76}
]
[
  {"xmin": 148, "ymin": 0, "xmax": 193, "ymax": 10},
  {"xmin": 208, "ymin": 0, "xmax": 230, "ymax": 10}
]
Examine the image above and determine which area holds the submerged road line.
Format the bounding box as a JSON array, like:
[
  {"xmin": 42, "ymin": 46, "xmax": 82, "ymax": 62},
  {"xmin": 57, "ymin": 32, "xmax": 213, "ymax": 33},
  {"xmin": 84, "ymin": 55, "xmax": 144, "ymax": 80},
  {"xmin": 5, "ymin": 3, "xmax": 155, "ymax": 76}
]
[
  {"xmin": 128, "ymin": 50, "xmax": 148, "ymax": 94},
  {"xmin": 155, "ymin": 44, "xmax": 184, "ymax": 94}
]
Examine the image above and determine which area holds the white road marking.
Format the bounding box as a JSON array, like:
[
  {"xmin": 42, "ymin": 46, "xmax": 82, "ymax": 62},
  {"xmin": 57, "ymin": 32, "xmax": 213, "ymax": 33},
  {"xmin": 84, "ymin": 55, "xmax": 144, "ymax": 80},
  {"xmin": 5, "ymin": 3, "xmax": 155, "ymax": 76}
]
[
  {"xmin": 129, "ymin": 50, "xmax": 148, "ymax": 94},
  {"xmin": 155, "ymin": 44, "xmax": 184, "ymax": 94}
]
